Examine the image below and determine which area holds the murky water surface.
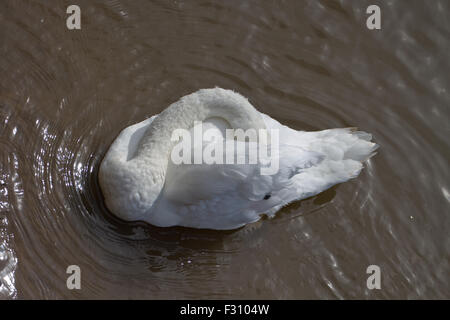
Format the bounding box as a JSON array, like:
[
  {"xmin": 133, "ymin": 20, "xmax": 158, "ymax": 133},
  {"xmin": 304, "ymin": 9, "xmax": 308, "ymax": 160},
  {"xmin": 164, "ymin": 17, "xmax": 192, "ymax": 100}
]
[{"xmin": 0, "ymin": 0, "xmax": 449, "ymax": 299}]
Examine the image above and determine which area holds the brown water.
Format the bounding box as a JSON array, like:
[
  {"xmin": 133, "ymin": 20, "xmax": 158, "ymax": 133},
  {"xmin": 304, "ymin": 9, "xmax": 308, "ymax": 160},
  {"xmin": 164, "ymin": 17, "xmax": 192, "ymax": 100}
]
[{"xmin": 0, "ymin": 0, "xmax": 449, "ymax": 299}]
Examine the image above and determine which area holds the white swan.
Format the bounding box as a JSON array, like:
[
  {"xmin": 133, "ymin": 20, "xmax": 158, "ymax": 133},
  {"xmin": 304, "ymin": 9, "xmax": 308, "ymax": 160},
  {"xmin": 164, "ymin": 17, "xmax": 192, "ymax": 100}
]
[{"xmin": 99, "ymin": 88, "xmax": 378, "ymax": 230}]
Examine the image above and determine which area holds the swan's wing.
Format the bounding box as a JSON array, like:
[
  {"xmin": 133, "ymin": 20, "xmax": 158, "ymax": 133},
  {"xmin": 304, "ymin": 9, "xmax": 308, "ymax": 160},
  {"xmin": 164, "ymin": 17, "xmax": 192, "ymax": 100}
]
[
  {"xmin": 162, "ymin": 140, "xmax": 324, "ymax": 205},
  {"xmin": 162, "ymin": 147, "xmax": 256, "ymax": 205}
]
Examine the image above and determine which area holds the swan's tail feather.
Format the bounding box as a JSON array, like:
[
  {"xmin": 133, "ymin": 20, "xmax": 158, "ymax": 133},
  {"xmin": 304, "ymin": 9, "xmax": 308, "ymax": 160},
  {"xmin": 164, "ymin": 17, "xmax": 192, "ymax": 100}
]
[
  {"xmin": 288, "ymin": 127, "xmax": 378, "ymax": 198},
  {"xmin": 345, "ymin": 129, "xmax": 378, "ymax": 162},
  {"xmin": 312, "ymin": 127, "xmax": 378, "ymax": 163}
]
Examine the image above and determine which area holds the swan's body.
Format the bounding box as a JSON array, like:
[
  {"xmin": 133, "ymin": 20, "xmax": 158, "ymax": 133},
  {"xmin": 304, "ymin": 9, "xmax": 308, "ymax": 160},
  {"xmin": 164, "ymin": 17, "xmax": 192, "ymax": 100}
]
[{"xmin": 99, "ymin": 88, "xmax": 377, "ymax": 230}]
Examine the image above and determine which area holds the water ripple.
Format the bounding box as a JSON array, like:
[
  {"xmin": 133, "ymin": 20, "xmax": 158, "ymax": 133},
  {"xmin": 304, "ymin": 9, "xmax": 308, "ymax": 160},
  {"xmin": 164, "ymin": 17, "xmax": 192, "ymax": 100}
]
[{"xmin": 0, "ymin": 0, "xmax": 448, "ymax": 299}]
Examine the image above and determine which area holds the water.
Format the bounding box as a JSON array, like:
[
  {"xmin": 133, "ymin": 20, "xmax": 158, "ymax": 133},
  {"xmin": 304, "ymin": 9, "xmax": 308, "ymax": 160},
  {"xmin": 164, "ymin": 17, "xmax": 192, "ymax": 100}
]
[{"xmin": 0, "ymin": 0, "xmax": 449, "ymax": 299}]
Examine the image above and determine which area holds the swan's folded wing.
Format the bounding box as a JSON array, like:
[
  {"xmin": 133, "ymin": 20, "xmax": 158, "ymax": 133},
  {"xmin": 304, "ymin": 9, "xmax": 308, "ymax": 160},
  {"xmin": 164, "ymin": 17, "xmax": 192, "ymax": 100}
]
[
  {"xmin": 162, "ymin": 140, "xmax": 325, "ymax": 205},
  {"xmin": 162, "ymin": 140, "xmax": 251, "ymax": 204},
  {"xmin": 162, "ymin": 163, "xmax": 256, "ymax": 205},
  {"xmin": 239, "ymin": 143, "xmax": 325, "ymax": 201}
]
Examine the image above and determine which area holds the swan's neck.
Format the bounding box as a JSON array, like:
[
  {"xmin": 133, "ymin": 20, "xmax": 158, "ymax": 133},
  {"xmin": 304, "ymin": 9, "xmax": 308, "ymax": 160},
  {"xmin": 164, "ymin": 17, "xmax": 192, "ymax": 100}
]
[
  {"xmin": 131, "ymin": 88, "xmax": 267, "ymax": 211},
  {"xmin": 136, "ymin": 88, "xmax": 266, "ymax": 168}
]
